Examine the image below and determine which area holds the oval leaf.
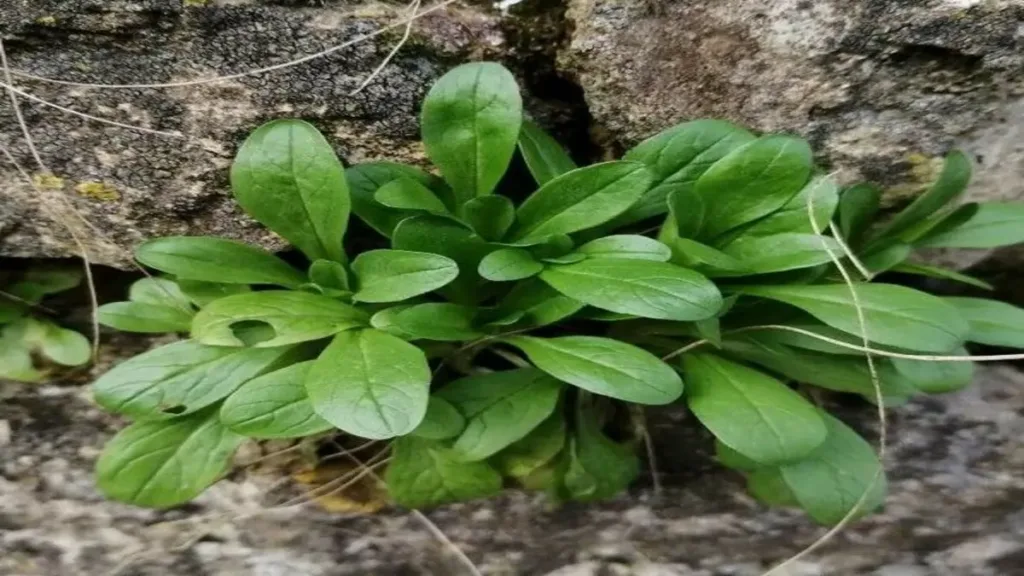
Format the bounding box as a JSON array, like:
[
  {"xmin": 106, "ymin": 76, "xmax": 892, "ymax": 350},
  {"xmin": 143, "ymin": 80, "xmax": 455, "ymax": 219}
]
[
  {"xmin": 391, "ymin": 215, "xmax": 493, "ymax": 304},
  {"xmin": 231, "ymin": 119, "xmax": 349, "ymax": 262},
  {"xmin": 306, "ymin": 329, "xmax": 430, "ymax": 439},
  {"xmin": 736, "ymin": 284, "xmax": 969, "ymax": 353},
  {"xmin": 462, "ymin": 195, "xmax": 516, "ymax": 241},
  {"xmin": 944, "ymin": 297, "xmax": 1024, "ymax": 348},
  {"xmin": 695, "ymin": 134, "xmax": 813, "ymax": 240},
  {"xmin": 219, "ymin": 361, "xmax": 334, "ymax": 438},
  {"xmin": 891, "ymin": 349, "xmax": 973, "ymax": 394},
  {"xmin": 191, "ymin": 290, "xmax": 367, "ymax": 347},
  {"xmin": 511, "ymin": 162, "xmax": 652, "ymax": 243},
  {"xmin": 351, "ymin": 249, "xmax": 459, "ymax": 303},
  {"xmin": 743, "ymin": 175, "xmax": 839, "ymax": 237},
  {"xmin": 478, "ymin": 248, "xmax": 543, "ymax": 282},
  {"xmin": 749, "ymin": 411, "xmax": 887, "ymax": 525},
  {"xmin": 578, "ymin": 235, "xmax": 671, "ymax": 262},
  {"xmin": 421, "ymin": 62, "xmax": 523, "ymax": 204},
  {"xmin": 97, "ymin": 301, "xmax": 194, "ymax": 333},
  {"xmin": 504, "ymin": 335, "xmax": 682, "ymax": 405},
  {"xmin": 438, "ymin": 368, "xmax": 562, "ymax": 461},
  {"xmin": 391, "ymin": 303, "xmax": 483, "ymax": 341},
  {"xmin": 681, "ymin": 353, "xmax": 827, "ymax": 465},
  {"xmin": 411, "ymin": 396, "xmax": 466, "ymax": 440},
  {"xmin": 93, "ymin": 340, "xmax": 295, "ymax": 420},
  {"xmin": 374, "ymin": 177, "xmax": 449, "ymax": 214},
  {"xmin": 919, "ymin": 202, "xmax": 1024, "ymax": 248},
  {"xmin": 518, "ymin": 119, "xmax": 577, "ymax": 186},
  {"xmin": 96, "ymin": 406, "xmax": 245, "ymax": 508},
  {"xmin": 539, "ymin": 258, "xmax": 721, "ymax": 321},
  {"xmin": 837, "ymin": 183, "xmax": 881, "ymax": 245},
  {"xmin": 136, "ymin": 237, "xmax": 305, "ymax": 288},
  {"xmin": 719, "ymin": 233, "xmax": 841, "ymax": 275},
  {"xmin": 129, "ymin": 277, "xmax": 193, "ymax": 309},
  {"xmin": 346, "ymin": 162, "xmax": 450, "ymax": 237},
  {"xmin": 385, "ymin": 436, "xmax": 502, "ymax": 508},
  {"xmin": 617, "ymin": 119, "xmax": 755, "ymax": 227}
]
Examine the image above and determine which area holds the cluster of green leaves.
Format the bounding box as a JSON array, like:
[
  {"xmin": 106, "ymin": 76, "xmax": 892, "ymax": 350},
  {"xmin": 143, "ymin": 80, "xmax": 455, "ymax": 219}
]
[
  {"xmin": 1, "ymin": 266, "xmax": 91, "ymax": 382},
  {"xmin": 92, "ymin": 62, "xmax": 1024, "ymax": 523}
]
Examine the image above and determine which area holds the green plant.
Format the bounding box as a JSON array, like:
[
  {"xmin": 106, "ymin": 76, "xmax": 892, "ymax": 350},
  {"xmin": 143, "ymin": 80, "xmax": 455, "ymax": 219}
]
[
  {"xmin": 92, "ymin": 61, "xmax": 1024, "ymax": 524},
  {"xmin": 1, "ymin": 266, "xmax": 91, "ymax": 381}
]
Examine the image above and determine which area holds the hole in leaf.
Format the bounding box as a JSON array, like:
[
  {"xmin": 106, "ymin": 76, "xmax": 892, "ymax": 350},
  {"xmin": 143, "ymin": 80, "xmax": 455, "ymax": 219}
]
[{"xmin": 230, "ymin": 320, "xmax": 276, "ymax": 346}]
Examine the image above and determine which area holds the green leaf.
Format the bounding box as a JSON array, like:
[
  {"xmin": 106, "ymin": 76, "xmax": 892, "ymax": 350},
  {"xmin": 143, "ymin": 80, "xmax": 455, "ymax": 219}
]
[
  {"xmin": 902, "ymin": 202, "xmax": 979, "ymax": 245},
  {"xmin": 666, "ymin": 237, "xmax": 747, "ymax": 275},
  {"xmin": 231, "ymin": 119, "xmax": 349, "ymax": 262},
  {"xmin": 616, "ymin": 119, "xmax": 755, "ymax": 227},
  {"xmin": 892, "ymin": 262, "xmax": 993, "ymax": 290},
  {"xmin": 497, "ymin": 279, "xmax": 584, "ymax": 328},
  {"xmin": 93, "ymin": 340, "xmax": 295, "ymax": 419},
  {"xmin": 462, "ymin": 195, "xmax": 516, "ymax": 241},
  {"xmin": 862, "ymin": 243, "xmax": 912, "ymax": 275},
  {"xmin": 135, "ymin": 237, "xmax": 305, "ymax": 288},
  {"xmin": 720, "ymin": 333, "xmax": 917, "ymax": 402},
  {"xmin": 715, "ymin": 440, "xmax": 763, "ymax": 472},
  {"xmin": 438, "ymin": 368, "xmax": 562, "ymax": 461},
  {"xmin": 540, "ymin": 258, "xmax": 722, "ymax": 321},
  {"xmin": 176, "ymin": 280, "xmax": 250, "ymax": 307},
  {"xmin": 97, "ymin": 302, "xmax": 194, "ymax": 333},
  {"xmin": 478, "ymin": 248, "xmax": 543, "ymax": 281},
  {"xmin": 917, "ymin": 202, "xmax": 1024, "ymax": 248},
  {"xmin": 346, "ymin": 162, "xmax": 449, "ymax": 237},
  {"xmin": 749, "ymin": 411, "xmax": 886, "ymax": 525},
  {"xmin": 868, "ymin": 150, "xmax": 972, "ymax": 247},
  {"xmin": 374, "ymin": 177, "xmax": 449, "ymax": 214},
  {"xmin": 743, "ymin": 175, "xmax": 839, "ymax": 237},
  {"xmin": 837, "ymin": 183, "xmax": 881, "ymax": 245},
  {"xmin": 392, "ymin": 215, "xmax": 493, "ymax": 304},
  {"xmin": 351, "ymin": 249, "xmax": 459, "ymax": 303},
  {"xmin": 718, "ymin": 233, "xmax": 840, "ymax": 276},
  {"xmin": 510, "ymin": 162, "xmax": 652, "ymax": 243},
  {"xmin": 191, "ymin": 291, "xmax": 367, "ymax": 347},
  {"xmin": 0, "ymin": 328, "xmax": 40, "ymax": 382},
  {"xmin": 219, "ymin": 361, "xmax": 333, "ymax": 438},
  {"xmin": 542, "ymin": 253, "xmax": 586, "ymax": 265},
  {"xmin": 308, "ymin": 259, "xmax": 350, "ymax": 292},
  {"xmin": 390, "ymin": 303, "xmax": 483, "ymax": 341},
  {"xmin": 891, "ymin": 349, "xmax": 973, "ymax": 394},
  {"xmin": 735, "ymin": 284, "xmax": 969, "ymax": 353},
  {"xmin": 518, "ymin": 119, "xmax": 577, "ymax": 186},
  {"xmin": 96, "ymin": 406, "xmax": 244, "ymax": 508},
  {"xmin": 386, "ymin": 436, "xmax": 503, "ymax": 508},
  {"xmin": 563, "ymin": 395, "xmax": 639, "ymax": 502},
  {"xmin": 128, "ymin": 277, "xmax": 192, "ymax": 310},
  {"xmin": 306, "ymin": 329, "xmax": 430, "ymax": 439},
  {"xmin": 667, "ymin": 189, "xmax": 706, "ymax": 239},
  {"xmin": 16, "ymin": 267, "xmax": 82, "ymax": 296},
  {"xmin": 494, "ymin": 414, "xmax": 566, "ymax": 478},
  {"xmin": 577, "ymin": 235, "xmax": 671, "ymax": 262},
  {"xmin": 411, "ymin": 396, "xmax": 465, "ymax": 440},
  {"xmin": 32, "ymin": 319, "xmax": 91, "ymax": 367},
  {"xmin": 503, "ymin": 335, "xmax": 683, "ymax": 405},
  {"xmin": 695, "ymin": 135, "xmax": 813, "ymax": 240},
  {"xmin": 944, "ymin": 297, "xmax": 1024, "ymax": 348},
  {"xmin": 681, "ymin": 353, "xmax": 826, "ymax": 465},
  {"xmin": 421, "ymin": 62, "xmax": 523, "ymax": 204}
]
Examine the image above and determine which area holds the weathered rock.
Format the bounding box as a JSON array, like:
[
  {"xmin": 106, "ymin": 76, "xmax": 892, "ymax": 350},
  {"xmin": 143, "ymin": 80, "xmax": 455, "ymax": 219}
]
[
  {"xmin": 2, "ymin": 350, "xmax": 1024, "ymax": 575},
  {"xmin": 0, "ymin": 0, "xmax": 507, "ymax": 267},
  {"xmin": 560, "ymin": 0, "xmax": 1024, "ymax": 227}
]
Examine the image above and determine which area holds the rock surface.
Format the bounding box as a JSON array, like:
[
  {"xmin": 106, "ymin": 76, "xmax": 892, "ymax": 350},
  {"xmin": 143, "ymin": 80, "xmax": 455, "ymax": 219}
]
[
  {"xmin": 0, "ymin": 0, "xmax": 507, "ymax": 267},
  {"xmin": 2, "ymin": 351, "xmax": 1024, "ymax": 575}
]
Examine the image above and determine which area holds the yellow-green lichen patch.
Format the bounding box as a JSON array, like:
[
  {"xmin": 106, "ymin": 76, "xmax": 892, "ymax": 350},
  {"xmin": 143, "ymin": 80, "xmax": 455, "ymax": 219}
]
[
  {"xmin": 33, "ymin": 173, "xmax": 66, "ymax": 190},
  {"xmin": 75, "ymin": 181, "xmax": 121, "ymax": 202}
]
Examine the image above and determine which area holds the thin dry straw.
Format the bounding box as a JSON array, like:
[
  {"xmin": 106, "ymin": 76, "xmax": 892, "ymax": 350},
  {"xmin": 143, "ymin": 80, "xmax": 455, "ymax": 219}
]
[{"xmin": 7, "ymin": 0, "xmax": 458, "ymax": 90}]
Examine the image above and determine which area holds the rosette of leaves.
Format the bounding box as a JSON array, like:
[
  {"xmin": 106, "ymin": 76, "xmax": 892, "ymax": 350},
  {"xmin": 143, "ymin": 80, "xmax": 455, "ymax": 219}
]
[
  {"xmin": 1, "ymin": 266, "xmax": 91, "ymax": 382},
  {"xmin": 92, "ymin": 62, "xmax": 1024, "ymax": 524}
]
